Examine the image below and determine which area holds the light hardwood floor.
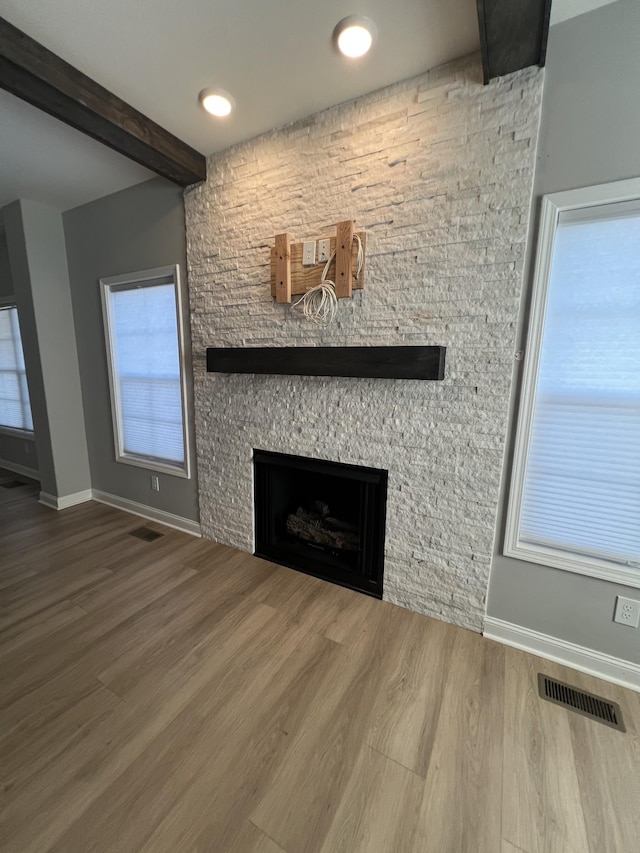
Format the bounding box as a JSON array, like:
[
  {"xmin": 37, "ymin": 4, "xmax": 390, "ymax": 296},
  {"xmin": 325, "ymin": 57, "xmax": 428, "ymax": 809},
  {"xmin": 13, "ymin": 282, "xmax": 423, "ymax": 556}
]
[{"xmin": 1, "ymin": 469, "xmax": 639, "ymax": 852}]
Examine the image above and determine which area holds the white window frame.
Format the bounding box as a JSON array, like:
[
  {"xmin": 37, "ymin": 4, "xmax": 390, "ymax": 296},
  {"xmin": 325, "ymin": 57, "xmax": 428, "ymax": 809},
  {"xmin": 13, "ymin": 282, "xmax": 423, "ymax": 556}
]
[
  {"xmin": 505, "ymin": 177, "xmax": 640, "ymax": 590},
  {"xmin": 0, "ymin": 298, "xmax": 34, "ymax": 438},
  {"xmin": 100, "ymin": 265, "xmax": 192, "ymax": 479}
]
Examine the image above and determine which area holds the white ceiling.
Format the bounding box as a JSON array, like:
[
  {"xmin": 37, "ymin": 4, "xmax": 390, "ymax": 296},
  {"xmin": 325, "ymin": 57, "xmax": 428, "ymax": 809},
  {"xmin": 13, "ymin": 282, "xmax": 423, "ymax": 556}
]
[
  {"xmin": 0, "ymin": 0, "xmax": 621, "ymax": 212},
  {"xmin": 0, "ymin": 90, "xmax": 153, "ymax": 211}
]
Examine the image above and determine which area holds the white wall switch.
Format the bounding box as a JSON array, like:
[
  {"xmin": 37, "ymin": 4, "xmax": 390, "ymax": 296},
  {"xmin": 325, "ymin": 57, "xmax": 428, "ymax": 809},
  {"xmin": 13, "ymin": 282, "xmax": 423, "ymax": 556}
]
[
  {"xmin": 317, "ymin": 239, "xmax": 331, "ymax": 264},
  {"xmin": 302, "ymin": 241, "xmax": 316, "ymax": 266},
  {"xmin": 150, "ymin": 475, "xmax": 160, "ymax": 492},
  {"xmin": 614, "ymin": 595, "xmax": 640, "ymax": 627}
]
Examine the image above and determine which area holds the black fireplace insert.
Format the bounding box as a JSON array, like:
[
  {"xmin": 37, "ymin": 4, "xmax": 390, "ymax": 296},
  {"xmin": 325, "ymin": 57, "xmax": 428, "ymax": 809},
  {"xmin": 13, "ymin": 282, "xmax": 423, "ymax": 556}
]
[{"xmin": 253, "ymin": 450, "xmax": 387, "ymax": 598}]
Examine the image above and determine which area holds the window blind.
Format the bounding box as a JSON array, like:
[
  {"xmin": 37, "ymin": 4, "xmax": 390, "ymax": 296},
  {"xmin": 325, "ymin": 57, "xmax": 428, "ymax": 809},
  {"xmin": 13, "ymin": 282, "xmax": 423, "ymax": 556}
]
[
  {"xmin": 108, "ymin": 282, "xmax": 184, "ymax": 466},
  {"xmin": 0, "ymin": 306, "xmax": 33, "ymax": 432},
  {"xmin": 519, "ymin": 207, "xmax": 640, "ymax": 567}
]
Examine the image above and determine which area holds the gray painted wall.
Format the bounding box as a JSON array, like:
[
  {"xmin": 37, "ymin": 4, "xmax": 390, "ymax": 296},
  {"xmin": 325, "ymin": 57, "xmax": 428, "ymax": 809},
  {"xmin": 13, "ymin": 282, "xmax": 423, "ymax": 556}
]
[
  {"xmin": 0, "ymin": 431, "xmax": 38, "ymax": 475},
  {"xmin": 63, "ymin": 177, "xmax": 199, "ymax": 522},
  {"xmin": 4, "ymin": 200, "xmax": 91, "ymax": 498},
  {"xmin": 487, "ymin": 0, "xmax": 640, "ymax": 664},
  {"xmin": 0, "ymin": 232, "xmax": 13, "ymax": 298},
  {"xmin": 3, "ymin": 201, "xmax": 58, "ymax": 495}
]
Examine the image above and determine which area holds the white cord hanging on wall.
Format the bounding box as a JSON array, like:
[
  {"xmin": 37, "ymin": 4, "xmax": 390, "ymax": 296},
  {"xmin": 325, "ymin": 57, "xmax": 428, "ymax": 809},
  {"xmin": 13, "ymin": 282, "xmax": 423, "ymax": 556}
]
[{"xmin": 293, "ymin": 234, "xmax": 363, "ymax": 327}]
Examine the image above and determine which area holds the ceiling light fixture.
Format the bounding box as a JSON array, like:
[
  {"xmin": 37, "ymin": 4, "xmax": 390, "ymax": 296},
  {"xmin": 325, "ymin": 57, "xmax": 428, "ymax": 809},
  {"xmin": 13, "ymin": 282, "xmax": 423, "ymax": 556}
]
[
  {"xmin": 198, "ymin": 88, "xmax": 234, "ymax": 117},
  {"xmin": 333, "ymin": 15, "xmax": 377, "ymax": 59}
]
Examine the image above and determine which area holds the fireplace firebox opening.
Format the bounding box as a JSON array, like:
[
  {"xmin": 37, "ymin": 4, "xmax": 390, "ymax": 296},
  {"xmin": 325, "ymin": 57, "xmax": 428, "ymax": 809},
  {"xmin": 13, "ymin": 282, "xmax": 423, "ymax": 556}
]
[{"xmin": 253, "ymin": 450, "xmax": 387, "ymax": 598}]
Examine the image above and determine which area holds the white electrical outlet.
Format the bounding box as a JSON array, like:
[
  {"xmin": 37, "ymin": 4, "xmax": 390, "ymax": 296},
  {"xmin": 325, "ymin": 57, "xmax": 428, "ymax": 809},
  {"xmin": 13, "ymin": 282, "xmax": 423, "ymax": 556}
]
[
  {"xmin": 302, "ymin": 241, "xmax": 316, "ymax": 266},
  {"xmin": 318, "ymin": 239, "xmax": 331, "ymax": 264},
  {"xmin": 150, "ymin": 475, "xmax": 160, "ymax": 492},
  {"xmin": 614, "ymin": 595, "xmax": 640, "ymax": 628}
]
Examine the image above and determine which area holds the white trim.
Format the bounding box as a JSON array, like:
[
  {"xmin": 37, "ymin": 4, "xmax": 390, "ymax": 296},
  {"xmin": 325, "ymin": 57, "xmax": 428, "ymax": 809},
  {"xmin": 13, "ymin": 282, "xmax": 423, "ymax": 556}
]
[
  {"xmin": 39, "ymin": 489, "xmax": 93, "ymax": 510},
  {"xmin": 0, "ymin": 426, "xmax": 35, "ymax": 440},
  {"xmin": 504, "ymin": 542, "xmax": 640, "ymax": 589},
  {"xmin": 504, "ymin": 177, "xmax": 640, "ymax": 590},
  {"xmin": 36, "ymin": 487, "xmax": 201, "ymax": 536},
  {"xmin": 38, "ymin": 492, "xmax": 58, "ymax": 509},
  {"xmin": 542, "ymin": 178, "xmax": 640, "ymax": 211},
  {"xmin": 38, "ymin": 489, "xmax": 93, "ymax": 509},
  {"xmin": 484, "ymin": 616, "xmax": 640, "ymax": 693},
  {"xmin": 99, "ymin": 265, "xmax": 192, "ymax": 480},
  {"xmin": 0, "ymin": 458, "xmax": 39, "ymax": 480},
  {"xmin": 91, "ymin": 489, "xmax": 201, "ymax": 537}
]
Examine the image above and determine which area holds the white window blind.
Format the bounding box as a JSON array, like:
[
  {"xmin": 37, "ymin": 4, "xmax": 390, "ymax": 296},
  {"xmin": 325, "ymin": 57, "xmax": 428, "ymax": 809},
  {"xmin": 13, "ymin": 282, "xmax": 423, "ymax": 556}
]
[
  {"xmin": 507, "ymin": 182, "xmax": 640, "ymax": 585},
  {"xmin": 101, "ymin": 267, "xmax": 190, "ymax": 477},
  {"xmin": 0, "ymin": 305, "xmax": 33, "ymax": 432}
]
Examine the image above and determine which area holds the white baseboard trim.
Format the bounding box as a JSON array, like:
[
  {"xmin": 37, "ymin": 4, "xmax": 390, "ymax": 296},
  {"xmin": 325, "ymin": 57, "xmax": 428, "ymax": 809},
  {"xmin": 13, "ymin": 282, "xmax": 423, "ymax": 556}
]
[
  {"xmin": 38, "ymin": 491, "xmax": 58, "ymax": 509},
  {"xmin": 39, "ymin": 489, "xmax": 93, "ymax": 510},
  {"xmin": 91, "ymin": 489, "xmax": 201, "ymax": 537},
  {"xmin": 484, "ymin": 616, "xmax": 640, "ymax": 693},
  {"xmin": 0, "ymin": 458, "xmax": 39, "ymax": 480}
]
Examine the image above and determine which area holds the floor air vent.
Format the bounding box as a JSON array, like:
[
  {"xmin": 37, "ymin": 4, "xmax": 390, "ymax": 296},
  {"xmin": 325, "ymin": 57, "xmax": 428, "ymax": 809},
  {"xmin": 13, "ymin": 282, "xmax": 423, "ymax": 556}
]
[
  {"xmin": 2, "ymin": 479, "xmax": 27, "ymax": 489},
  {"xmin": 129, "ymin": 526, "xmax": 164, "ymax": 542},
  {"xmin": 538, "ymin": 673, "xmax": 625, "ymax": 731}
]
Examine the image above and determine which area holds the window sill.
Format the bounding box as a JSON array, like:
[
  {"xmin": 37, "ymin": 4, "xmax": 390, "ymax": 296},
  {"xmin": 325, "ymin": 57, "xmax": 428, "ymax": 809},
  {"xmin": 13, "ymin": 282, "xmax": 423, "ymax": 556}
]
[
  {"xmin": 0, "ymin": 426, "xmax": 36, "ymax": 440},
  {"xmin": 116, "ymin": 452, "xmax": 190, "ymax": 480},
  {"xmin": 504, "ymin": 540, "xmax": 640, "ymax": 590}
]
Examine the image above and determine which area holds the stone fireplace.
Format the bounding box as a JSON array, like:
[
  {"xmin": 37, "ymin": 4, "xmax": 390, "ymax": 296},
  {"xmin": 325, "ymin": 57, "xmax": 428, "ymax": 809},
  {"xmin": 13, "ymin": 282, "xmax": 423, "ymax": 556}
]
[
  {"xmin": 185, "ymin": 53, "xmax": 544, "ymax": 631},
  {"xmin": 254, "ymin": 449, "xmax": 388, "ymax": 598}
]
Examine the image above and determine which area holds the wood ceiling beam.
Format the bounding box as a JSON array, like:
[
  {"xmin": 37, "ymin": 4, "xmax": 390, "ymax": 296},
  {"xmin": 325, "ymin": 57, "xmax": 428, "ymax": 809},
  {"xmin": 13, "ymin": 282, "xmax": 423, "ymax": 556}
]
[
  {"xmin": 476, "ymin": 0, "xmax": 552, "ymax": 84},
  {"xmin": 0, "ymin": 17, "xmax": 206, "ymax": 187}
]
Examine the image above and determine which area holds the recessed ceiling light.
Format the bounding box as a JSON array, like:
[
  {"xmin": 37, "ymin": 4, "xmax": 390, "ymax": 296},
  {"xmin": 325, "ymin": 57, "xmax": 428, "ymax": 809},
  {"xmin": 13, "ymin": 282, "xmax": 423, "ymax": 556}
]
[
  {"xmin": 333, "ymin": 16, "xmax": 377, "ymax": 59},
  {"xmin": 198, "ymin": 88, "xmax": 234, "ymax": 117}
]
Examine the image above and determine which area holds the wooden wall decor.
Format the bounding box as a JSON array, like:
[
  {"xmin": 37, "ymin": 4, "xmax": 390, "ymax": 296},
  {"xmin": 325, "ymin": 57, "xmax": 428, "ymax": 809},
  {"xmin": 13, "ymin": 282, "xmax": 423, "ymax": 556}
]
[
  {"xmin": 335, "ymin": 219, "xmax": 355, "ymax": 298},
  {"xmin": 274, "ymin": 233, "xmax": 291, "ymax": 304},
  {"xmin": 270, "ymin": 220, "xmax": 365, "ymax": 303}
]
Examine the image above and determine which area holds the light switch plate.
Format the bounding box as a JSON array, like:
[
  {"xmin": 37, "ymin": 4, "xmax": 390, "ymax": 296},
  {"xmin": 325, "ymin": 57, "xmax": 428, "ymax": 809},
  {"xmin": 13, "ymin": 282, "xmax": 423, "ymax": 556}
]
[
  {"xmin": 318, "ymin": 239, "xmax": 331, "ymax": 264},
  {"xmin": 302, "ymin": 241, "xmax": 316, "ymax": 266}
]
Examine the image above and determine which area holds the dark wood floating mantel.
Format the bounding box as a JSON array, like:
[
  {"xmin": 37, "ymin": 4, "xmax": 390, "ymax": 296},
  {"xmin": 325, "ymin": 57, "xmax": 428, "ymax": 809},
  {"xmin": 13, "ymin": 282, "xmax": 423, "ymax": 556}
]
[{"xmin": 206, "ymin": 346, "xmax": 446, "ymax": 381}]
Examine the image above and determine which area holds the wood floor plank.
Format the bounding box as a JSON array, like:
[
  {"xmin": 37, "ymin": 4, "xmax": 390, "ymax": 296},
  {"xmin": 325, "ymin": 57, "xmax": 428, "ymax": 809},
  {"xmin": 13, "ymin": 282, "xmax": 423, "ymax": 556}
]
[
  {"xmin": 226, "ymin": 822, "xmax": 288, "ymax": 853},
  {"xmin": 317, "ymin": 744, "xmax": 423, "ymax": 853},
  {"xmin": 98, "ymin": 587, "xmax": 268, "ymax": 698},
  {"xmin": 409, "ymin": 629, "xmax": 505, "ymax": 853},
  {"xmin": 559, "ymin": 667, "xmax": 640, "ymax": 853},
  {"xmin": 0, "ymin": 565, "xmax": 113, "ymax": 630},
  {"xmin": 139, "ymin": 627, "xmax": 342, "ymax": 853},
  {"xmin": 502, "ymin": 841, "xmax": 530, "ymax": 853},
  {"xmin": 0, "ymin": 599, "xmax": 86, "ymax": 659},
  {"xmin": 0, "ymin": 602, "xmax": 279, "ymax": 852},
  {"xmin": 0, "ymin": 565, "xmax": 199, "ymax": 708},
  {"xmin": 322, "ymin": 587, "xmax": 377, "ymax": 646},
  {"xmin": 69, "ymin": 554, "xmax": 198, "ymax": 612},
  {"xmin": 501, "ymin": 650, "xmax": 590, "ymax": 853},
  {"xmin": 364, "ymin": 611, "xmax": 455, "ymax": 775},
  {"xmin": 250, "ymin": 604, "xmax": 413, "ymax": 853},
  {"xmin": 0, "ymin": 563, "xmax": 36, "ymax": 591},
  {"xmin": 42, "ymin": 624, "xmax": 337, "ymax": 853},
  {"xmin": 0, "ymin": 664, "xmax": 112, "ymax": 742},
  {"xmin": 0, "ymin": 680, "xmax": 121, "ymax": 793}
]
